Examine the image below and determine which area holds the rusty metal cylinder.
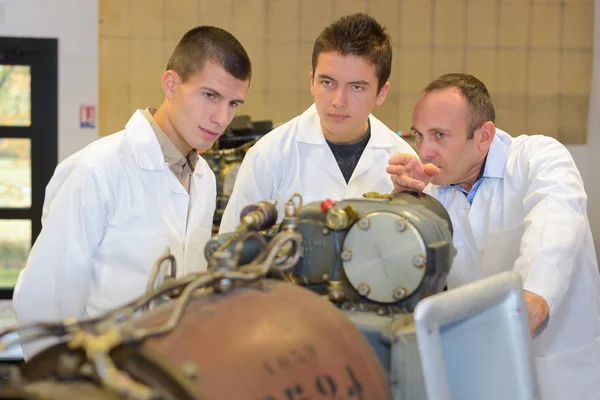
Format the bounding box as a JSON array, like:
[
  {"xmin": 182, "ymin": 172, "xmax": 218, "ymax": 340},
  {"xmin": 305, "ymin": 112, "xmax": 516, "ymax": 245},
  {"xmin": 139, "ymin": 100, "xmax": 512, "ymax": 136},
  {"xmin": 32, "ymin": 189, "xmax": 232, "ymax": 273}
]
[
  {"xmin": 139, "ymin": 280, "xmax": 392, "ymax": 399},
  {"xmin": 1, "ymin": 280, "xmax": 392, "ymax": 400}
]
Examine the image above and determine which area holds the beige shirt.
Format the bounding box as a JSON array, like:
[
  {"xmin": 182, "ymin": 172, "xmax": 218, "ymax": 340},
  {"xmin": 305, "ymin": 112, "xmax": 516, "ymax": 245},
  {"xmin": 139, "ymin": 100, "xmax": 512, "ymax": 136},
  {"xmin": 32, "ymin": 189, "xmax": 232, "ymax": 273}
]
[{"xmin": 142, "ymin": 108, "xmax": 199, "ymax": 194}]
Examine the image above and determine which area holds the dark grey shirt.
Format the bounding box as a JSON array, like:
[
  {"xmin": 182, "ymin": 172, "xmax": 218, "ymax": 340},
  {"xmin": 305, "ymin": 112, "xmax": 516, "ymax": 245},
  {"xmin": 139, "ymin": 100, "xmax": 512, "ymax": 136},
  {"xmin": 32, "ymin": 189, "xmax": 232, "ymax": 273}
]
[{"xmin": 326, "ymin": 120, "xmax": 371, "ymax": 184}]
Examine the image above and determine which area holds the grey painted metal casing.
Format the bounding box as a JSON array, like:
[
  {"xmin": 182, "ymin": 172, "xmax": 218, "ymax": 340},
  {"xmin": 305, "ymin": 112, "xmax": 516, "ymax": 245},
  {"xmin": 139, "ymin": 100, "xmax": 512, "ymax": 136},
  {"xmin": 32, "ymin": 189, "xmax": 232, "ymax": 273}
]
[
  {"xmin": 345, "ymin": 311, "xmax": 427, "ymax": 400},
  {"xmin": 295, "ymin": 192, "xmax": 455, "ymax": 312},
  {"xmin": 346, "ymin": 271, "xmax": 539, "ymax": 400},
  {"xmin": 206, "ymin": 192, "xmax": 455, "ymax": 313},
  {"xmin": 414, "ymin": 271, "xmax": 540, "ymax": 400}
]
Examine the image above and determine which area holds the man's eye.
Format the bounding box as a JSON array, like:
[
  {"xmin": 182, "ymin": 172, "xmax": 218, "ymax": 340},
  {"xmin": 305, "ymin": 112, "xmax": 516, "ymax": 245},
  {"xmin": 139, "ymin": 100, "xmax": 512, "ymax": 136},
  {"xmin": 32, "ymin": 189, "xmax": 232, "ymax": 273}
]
[
  {"xmin": 204, "ymin": 92, "xmax": 216, "ymax": 100},
  {"xmin": 321, "ymin": 80, "xmax": 333, "ymax": 87},
  {"xmin": 414, "ymin": 131, "xmax": 423, "ymax": 139},
  {"xmin": 436, "ymin": 132, "xmax": 445, "ymax": 139},
  {"xmin": 351, "ymin": 85, "xmax": 364, "ymax": 91}
]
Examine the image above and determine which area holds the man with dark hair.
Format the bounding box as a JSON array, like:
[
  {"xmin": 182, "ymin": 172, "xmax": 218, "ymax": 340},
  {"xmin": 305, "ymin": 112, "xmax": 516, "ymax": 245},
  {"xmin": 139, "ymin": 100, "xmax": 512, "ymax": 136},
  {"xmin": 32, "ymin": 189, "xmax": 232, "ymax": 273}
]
[
  {"xmin": 220, "ymin": 13, "xmax": 415, "ymax": 231},
  {"xmin": 13, "ymin": 26, "xmax": 251, "ymax": 359},
  {"xmin": 387, "ymin": 73, "xmax": 600, "ymax": 399}
]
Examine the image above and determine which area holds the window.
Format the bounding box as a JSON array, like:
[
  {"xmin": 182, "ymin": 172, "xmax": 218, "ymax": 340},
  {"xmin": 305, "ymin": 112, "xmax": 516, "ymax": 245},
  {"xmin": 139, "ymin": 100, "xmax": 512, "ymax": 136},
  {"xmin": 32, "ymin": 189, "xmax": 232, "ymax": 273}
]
[
  {"xmin": 0, "ymin": 38, "xmax": 57, "ymax": 298},
  {"xmin": 0, "ymin": 65, "xmax": 31, "ymax": 127}
]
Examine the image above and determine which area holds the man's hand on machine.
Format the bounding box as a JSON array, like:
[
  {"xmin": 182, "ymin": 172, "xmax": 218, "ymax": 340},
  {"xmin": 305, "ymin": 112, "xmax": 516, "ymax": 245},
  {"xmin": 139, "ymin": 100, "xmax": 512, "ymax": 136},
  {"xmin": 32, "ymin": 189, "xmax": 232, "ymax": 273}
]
[{"xmin": 523, "ymin": 290, "xmax": 550, "ymax": 337}]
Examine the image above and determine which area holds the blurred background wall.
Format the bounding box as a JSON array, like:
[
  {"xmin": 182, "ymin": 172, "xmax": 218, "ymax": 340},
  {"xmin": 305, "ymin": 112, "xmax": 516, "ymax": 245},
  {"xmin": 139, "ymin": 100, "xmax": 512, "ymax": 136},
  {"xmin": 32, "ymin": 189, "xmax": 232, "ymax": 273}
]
[{"xmin": 99, "ymin": 0, "xmax": 593, "ymax": 145}]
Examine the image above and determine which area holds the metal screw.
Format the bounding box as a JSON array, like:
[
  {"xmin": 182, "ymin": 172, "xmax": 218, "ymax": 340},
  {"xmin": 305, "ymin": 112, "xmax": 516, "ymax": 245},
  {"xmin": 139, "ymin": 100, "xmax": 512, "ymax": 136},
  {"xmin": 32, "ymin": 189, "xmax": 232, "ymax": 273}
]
[
  {"xmin": 218, "ymin": 278, "xmax": 233, "ymax": 292},
  {"xmin": 182, "ymin": 362, "xmax": 198, "ymax": 380},
  {"xmin": 413, "ymin": 254, "xmax": 426, "ymax": 268},
  {"xmin": 326, "ymin": 211, "xmax": 347, "ymax": 230},
  {"xmin": 395, "ymin": 220, "xmax": 407, "ymax": 232},
  {"xmin": 322, "ymin": 273, "xmax": 330, "ymax": 281},
  {"xmin": 327, "ymin": 280, "xmax": 344, "ymax": 302},
  {"xmin": 393, "ymin": 287, "xmax": 407, "ymax": 300},
  {"xmin": 357, "ymin": 283, "xmax": 371, "ymax": 296},
  {"xmin": 322, "ymin": 227, "xmax": 330, "ymax": 236},
  {"xmin": 358, "ymin": 218, "xmax": 370, "ymax": 230},
  {"xmin": 377, "ymin": 307, "xmax": 387, "ymax": 316},
  {"xmin": 341, "ymin": 248, "xmax": 352, "ymax": 261}
]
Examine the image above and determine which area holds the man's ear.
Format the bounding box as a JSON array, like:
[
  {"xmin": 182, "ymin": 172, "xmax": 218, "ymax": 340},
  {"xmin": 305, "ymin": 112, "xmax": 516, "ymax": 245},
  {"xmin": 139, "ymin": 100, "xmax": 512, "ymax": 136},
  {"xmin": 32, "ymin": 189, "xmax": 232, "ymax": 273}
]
[
  {"xmin": 162, "ymin": 70, "xmax": 180, "ymax": 99},
  {"xmin": 375, "ymin": 81, "xmax": 390, "ymax": 106},
  {"xmin": 476, "ymin": 121, "xmax": 496, "ymax": 152}
]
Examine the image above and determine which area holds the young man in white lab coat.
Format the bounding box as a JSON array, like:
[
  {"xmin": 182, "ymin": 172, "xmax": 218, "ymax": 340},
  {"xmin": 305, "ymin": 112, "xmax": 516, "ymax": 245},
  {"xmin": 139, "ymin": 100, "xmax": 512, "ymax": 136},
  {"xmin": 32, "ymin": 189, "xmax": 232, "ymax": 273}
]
[
  {"xmin": 387, "ymin": 73, "xmax": 600, "ymax": 400},
  {"xmin": 219, "ymin": 13, "xmax": 415, "ymax": 232},
  {"xmin": 13, "ymin": 26, "xmax": 251, "ymax": 359}
]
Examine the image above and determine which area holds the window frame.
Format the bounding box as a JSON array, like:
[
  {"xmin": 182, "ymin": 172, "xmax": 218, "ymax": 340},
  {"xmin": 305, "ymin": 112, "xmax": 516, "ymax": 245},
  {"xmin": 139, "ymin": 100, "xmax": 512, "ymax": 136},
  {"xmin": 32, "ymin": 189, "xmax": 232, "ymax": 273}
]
[{"xmin": 0, "ymin": 37, "xmax": 58, "ymax": 299}]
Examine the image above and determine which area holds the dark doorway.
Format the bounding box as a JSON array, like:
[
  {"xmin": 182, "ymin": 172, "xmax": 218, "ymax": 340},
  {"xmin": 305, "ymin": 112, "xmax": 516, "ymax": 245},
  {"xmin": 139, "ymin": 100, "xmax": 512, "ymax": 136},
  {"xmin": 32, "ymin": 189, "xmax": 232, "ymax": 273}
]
[{"xmin": 0, "ymin": 37, "xmax": 58, "ymax": 302}]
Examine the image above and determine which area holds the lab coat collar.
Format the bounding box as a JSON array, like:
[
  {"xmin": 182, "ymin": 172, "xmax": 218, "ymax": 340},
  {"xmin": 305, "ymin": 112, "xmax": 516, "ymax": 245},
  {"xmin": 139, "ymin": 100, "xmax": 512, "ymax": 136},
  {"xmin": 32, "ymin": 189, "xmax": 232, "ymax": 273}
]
[
  {"xmin": 483, "ymin": 128, "xmax": 509, "ymax": 179},
  {"xmin": 295, "ymin": 104, "xmax": 398, "ymax": 148},
  {"xmin": 124, "ymin": 110, "xmax": 170, "ymax": 171},
  {"xmin": 437, "ymin": 127, "xmax": 508, "ymax": 197}
]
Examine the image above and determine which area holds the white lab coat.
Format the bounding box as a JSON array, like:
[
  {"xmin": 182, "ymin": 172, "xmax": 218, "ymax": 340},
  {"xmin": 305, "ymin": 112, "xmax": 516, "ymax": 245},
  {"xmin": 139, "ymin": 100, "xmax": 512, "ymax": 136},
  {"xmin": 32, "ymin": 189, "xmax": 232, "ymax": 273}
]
[
  {"xmin": 428, "ymin": 129, "xmax": 600, "ymax": 400},
  {"xmin": 219, "ymin": 104, "xmax": 416, "ymax": 232},
  {"xmin": 13, "ymin": 110, "xmax": 216, "ymax": 358}
]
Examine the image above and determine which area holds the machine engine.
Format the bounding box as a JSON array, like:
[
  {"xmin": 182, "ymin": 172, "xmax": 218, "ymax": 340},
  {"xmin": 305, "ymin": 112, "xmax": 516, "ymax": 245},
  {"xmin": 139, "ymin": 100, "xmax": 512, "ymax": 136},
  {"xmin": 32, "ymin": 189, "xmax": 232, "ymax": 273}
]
[
  {"xmin": 0, "ymin": 192, "xmax": 461, "ymax": 400},
  {"xmin": 206, "ymin": 191, "xmax": 455, "ymax": 314}
]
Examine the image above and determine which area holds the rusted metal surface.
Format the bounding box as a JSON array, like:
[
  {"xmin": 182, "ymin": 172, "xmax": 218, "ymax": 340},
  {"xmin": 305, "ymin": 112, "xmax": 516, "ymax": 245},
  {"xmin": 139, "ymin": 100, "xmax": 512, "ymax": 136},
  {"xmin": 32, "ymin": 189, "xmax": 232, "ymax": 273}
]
[{"xmin": 139, "ymin": 280, "xmax": 392, "ymax": 400}]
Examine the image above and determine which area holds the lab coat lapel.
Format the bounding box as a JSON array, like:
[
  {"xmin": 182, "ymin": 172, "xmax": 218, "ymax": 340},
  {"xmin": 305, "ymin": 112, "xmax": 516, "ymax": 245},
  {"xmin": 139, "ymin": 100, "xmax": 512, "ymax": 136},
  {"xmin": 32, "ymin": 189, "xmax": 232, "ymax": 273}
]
[
  {"xmin": 163, "ymin": 168, "xmax": 187, "ymax": 196},
  {"xmin": 468, "ymin": 134, "xmax": 509, "ymax": 251},
  {"xmin": 296, "ymin": 104, "xmax": 347, "ymax": 187},
  {"xmin": 468, "ymin": 194, "xmax": 488, "ymax": 253},
  {"xmin": 445, "ymin": 190, "xmax": 483, "ymax": 286},
  {"xmin": 125, "ymin": 110, "xmax": 187, "ymax": 196},
  {"xmin": 348, "ymin": 144, "xmax": 374, "ymax": 184},
  {"xmin": 349, "ymin": 115, "xmax": 397, "ymax": 184},
  {"xmin": 304, "ymin": 143, "xmax": 346, "ymax": 187},
  {"xmin": 188, "ymin": 165, "xmax": 208, "ymax": 234}
]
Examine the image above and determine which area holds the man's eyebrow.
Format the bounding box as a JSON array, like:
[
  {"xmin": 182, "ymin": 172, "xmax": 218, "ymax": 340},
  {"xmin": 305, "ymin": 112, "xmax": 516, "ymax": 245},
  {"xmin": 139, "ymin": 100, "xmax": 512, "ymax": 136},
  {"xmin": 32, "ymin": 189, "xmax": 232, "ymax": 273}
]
[
  {"xmin": 410, "ymin": 126, "xmax": 451, "ymax": 134},
  {"xmin": 200, "ymin": 87, "xmax": 244, "ymax": 104},
  {"xmin": 200, "ymin": 87, "xmax": 223, "ymax": 98},
  {"xmin": 316, "ymin": 74, "xmax": 337, "ymax": 82},
  {"xmin": 348, "ymin": 80, "xmax": 370, "ymax": 86},
  {"xmin": 428, "ymin": 127, "xmax": 450, "ymax": 134},
  {"xmin": 316, "ymin": 75, "xmax": 370, "ymax": 86}
]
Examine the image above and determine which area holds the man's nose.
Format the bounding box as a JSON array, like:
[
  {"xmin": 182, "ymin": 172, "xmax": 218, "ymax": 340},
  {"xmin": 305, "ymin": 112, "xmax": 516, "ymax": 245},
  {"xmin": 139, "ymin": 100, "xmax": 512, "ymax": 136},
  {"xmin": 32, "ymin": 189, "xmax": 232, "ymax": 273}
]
[
  {"xmin": 211, "ymin": 103, "xmax": 229, "ymax": 127},
  {"xmin": 331, "ymin": 87, "xmax": 347, "ymax": 108},
  {"xmin": 416, "ymin": 139, "xmax": 436, "ymax": 161}
]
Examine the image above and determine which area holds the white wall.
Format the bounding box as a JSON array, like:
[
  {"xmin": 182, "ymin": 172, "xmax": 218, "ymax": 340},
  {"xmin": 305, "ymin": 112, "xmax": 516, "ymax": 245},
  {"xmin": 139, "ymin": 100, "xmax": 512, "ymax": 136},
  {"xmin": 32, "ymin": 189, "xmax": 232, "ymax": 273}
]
[
  {"xmin": 0, "ymin": 0, "xmax": 98, "ymax": 161},
  {"xmin": 566, "ymin": 1, "xmax": 600, "ymax": 257}
]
